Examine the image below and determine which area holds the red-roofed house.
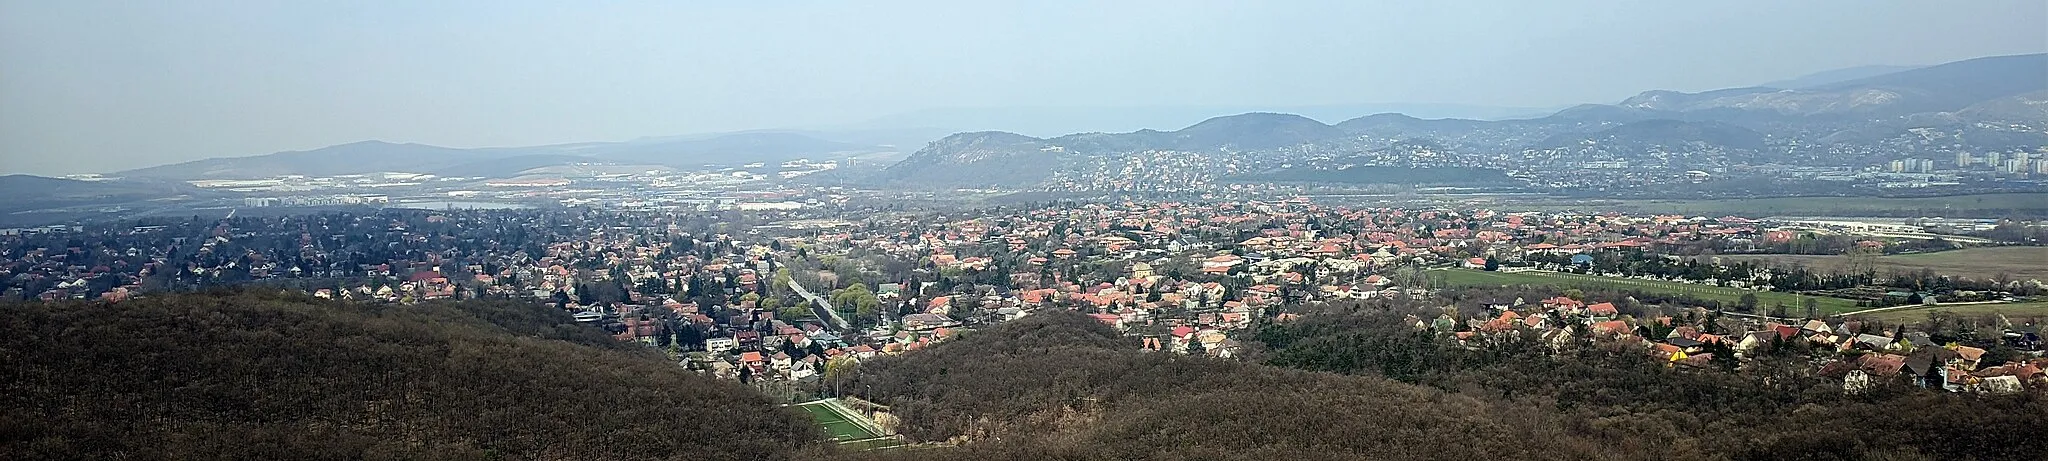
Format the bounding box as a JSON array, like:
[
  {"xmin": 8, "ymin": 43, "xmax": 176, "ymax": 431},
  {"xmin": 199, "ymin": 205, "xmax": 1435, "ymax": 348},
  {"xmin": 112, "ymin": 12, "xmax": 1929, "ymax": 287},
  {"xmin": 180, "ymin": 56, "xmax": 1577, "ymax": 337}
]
[
  {"xmin": 1088, "ymin": 313, "xmax": 1125, "ymax": 330},
  {"xmin": 1592, "ymin": 320, "xmax": 1633, "ymax": 336}
]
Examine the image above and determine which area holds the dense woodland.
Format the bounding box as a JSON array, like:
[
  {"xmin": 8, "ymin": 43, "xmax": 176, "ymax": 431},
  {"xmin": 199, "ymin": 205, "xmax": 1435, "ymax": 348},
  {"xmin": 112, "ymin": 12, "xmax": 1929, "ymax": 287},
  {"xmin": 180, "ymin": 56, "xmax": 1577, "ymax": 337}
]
[
  {"xmin": 6, "ymin": 292, "xmax": 2042, "ymax": 460},
  {"xmin": 838, "ymin": 308, "xmax": 2048, "ymax": 461},
  {"xmin": 1256, "ymin": 303, "xmax": 2048, "ymax": 460},
  {"xmin": 833, "ymin": 310, "xmax": 1641, "ymax": 460},
  {"xmin": 0, "ymin": 290, "xmax": 822, "ymax": 460}
]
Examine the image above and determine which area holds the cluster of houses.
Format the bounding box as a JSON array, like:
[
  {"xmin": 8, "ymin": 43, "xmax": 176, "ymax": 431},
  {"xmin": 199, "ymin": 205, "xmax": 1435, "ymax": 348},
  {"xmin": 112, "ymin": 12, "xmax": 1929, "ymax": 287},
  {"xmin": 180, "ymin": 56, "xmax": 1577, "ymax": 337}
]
[
  {"xmin": 5, "ymin": 201, "xmax": 2042, "ymax": 394},
  {"xmin": 1808, "ymin": 319, "xmax": 2046, "ymax": 394},
  {"xmin": 9, "ymin": 198, "xmax": 2029, "ymax": 308},
  {"xmin": 1416, "ymin": 294, "xmax": 2046, "ymax": 394}
]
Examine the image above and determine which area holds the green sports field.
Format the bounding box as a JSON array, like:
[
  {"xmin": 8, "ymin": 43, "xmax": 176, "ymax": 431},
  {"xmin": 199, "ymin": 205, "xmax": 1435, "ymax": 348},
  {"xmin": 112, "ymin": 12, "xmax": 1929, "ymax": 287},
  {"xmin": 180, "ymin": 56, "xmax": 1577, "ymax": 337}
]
[
  {"xmin": 1431, "ymin": 268, "xmax": 1862, "ymax": 314},
  {"xmin": 794, "ymin": 399, "xmax": 911, "ymax": 451},
  {"xmin": 796, "ymin": 401, "xmax": 881, "ymax": 441}
]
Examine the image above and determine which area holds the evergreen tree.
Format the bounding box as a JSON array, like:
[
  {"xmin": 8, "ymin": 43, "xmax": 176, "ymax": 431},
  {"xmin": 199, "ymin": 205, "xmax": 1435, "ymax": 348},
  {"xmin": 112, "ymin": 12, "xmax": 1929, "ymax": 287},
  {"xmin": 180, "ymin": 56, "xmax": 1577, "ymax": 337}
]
[
  {"xmin": 676, "ymin": 325, "xmax": 704, "ymax": 351},
  {"xmin": 782, "ymin": 340, "xmax": 803, "ymax": 359}
]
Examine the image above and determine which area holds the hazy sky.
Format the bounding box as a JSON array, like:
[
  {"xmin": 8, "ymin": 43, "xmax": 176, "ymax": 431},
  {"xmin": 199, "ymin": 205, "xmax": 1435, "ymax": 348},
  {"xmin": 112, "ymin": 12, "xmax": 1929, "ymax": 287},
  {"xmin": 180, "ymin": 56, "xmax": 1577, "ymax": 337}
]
[{"xmin": 3, "ymin": 0, "xmax": 2044, "ymax": 175}]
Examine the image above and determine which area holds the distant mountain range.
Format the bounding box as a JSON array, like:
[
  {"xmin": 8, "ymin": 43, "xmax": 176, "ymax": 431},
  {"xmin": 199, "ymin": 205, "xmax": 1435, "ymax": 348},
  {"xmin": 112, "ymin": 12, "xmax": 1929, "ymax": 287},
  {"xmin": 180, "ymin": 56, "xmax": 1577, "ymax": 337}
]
[
  {"xmin": 0, "ymin": 175, "xmax": 204, "ymax": 216},
  {"xmin": 872, "ymin": 53, "xmax": 2048, "ymax": 190},
  {"xmin": 846, "ymin": 103, "xmax": 1555, "ymax": 138},
  {"xmin": 1615, "ymin": 54, "xmax": 2043, "ymax": 117},
  {"xmin": 876, "ymin": 113, "xmax": 1359, "ymax": 189},
  {"xmin": 59, "ymin": 53, "xmax": 2048, "ymax": 190},
  {"xmin": 0, "ymin": 174, "xmax": 188, "ymax": 198},
  {"xmin": 120, "ymin": 141, "xmax": 492, "ymax": 179},
  {"xmin": 116, "ymin": 130, "xmax": 911, "ymax": 180},
  {"xmin": 1756, "ymin": 64, "xmax": 1925, "ymax": 90}
]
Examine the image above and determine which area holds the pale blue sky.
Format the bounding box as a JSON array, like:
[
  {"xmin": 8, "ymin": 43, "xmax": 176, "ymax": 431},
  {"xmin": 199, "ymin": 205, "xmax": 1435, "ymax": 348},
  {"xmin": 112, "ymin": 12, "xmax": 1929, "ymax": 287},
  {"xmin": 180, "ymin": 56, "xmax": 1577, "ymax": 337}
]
[{"xmin": 2, "ymin": 0, "xmax": 2044, "ymax": 175}]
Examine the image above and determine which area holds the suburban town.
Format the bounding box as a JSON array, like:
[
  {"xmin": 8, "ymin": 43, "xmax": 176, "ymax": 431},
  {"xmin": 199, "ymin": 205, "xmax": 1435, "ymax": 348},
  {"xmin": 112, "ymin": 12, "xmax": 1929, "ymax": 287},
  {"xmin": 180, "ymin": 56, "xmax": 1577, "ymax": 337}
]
[
  {"xmin": 6, "ymin": 198, "xmax": 2043, "ymax": 406},
  {"xmin": 9, "ymin": 2, "xmax": 2048, "ymax": 459}
]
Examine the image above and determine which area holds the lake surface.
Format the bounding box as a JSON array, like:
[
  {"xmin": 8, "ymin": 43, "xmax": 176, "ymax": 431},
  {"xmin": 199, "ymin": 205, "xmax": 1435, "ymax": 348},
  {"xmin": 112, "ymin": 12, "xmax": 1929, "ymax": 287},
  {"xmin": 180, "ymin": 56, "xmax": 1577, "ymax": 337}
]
[{"xmin": 391, "ymin": 201, "xmax": 532, "ymax": 210}]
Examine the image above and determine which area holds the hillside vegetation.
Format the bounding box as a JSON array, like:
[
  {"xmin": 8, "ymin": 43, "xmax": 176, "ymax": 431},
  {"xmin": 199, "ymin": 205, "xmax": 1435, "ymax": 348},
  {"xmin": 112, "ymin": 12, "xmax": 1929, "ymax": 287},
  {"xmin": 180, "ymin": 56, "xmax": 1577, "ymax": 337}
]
[
  {"xmin": 1253, "ymin": 304, "xmax": 2048, "ymax": 460},
  {"xmin": 836, "ymin": 310, "xmax": 1651, "ymax": 460},
  {"xmin": 837, "ymin": 308, "xmax": 2048, "ymax": 461},
  {"xmin": 7, "ymin": 291, "xmax": 2040, "ymax": 460},
  {"xmin": 0, "ymin": 290, "xmax": 821, "ymax": 460}
]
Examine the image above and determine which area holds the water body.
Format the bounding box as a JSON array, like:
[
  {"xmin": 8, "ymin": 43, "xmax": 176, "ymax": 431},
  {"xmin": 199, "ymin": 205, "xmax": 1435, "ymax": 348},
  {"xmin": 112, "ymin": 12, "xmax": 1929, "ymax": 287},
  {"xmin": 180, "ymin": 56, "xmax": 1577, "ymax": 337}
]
[{"xmin": 391, "ymin": 201, "xmax": 532, "ymax": 210}]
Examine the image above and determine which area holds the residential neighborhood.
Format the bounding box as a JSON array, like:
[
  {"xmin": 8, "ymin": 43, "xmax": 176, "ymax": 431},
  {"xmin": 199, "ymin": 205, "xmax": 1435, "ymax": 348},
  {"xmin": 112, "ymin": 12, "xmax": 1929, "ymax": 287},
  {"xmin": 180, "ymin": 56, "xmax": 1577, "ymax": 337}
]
[{"xmin": 4, "ymin": 198, "xmax": 2043, "ymax": 396}]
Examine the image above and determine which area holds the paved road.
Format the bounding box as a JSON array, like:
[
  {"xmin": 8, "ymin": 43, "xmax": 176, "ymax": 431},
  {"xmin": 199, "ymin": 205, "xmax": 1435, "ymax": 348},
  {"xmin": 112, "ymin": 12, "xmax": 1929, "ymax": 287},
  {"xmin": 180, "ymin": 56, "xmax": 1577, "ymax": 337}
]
[
  {"xmin": 789, "ymin": 279, "xmax": 851, "ymax": 331},
  {"xmin": 1719, "ymin": 311, "xmax": 1805, "ymax": 322},
  {"xmin": 1839, "ymin": 300, "xmax": 2017, "ymax": 317}
]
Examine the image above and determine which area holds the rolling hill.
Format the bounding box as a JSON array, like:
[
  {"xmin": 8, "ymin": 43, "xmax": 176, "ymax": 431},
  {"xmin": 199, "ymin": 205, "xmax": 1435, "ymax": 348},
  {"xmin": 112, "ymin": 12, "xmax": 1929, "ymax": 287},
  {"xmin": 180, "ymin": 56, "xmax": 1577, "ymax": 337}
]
[
  {"xmin": 95, "ymin": 54, "xmax": 2047, "ymax": 190},
  {"xmin": 875, "ymin": 131, "xmax": 1060, "ymax": 189},
  {"xmin": 0, "ymin": 291, "xmax": 823, "ymax": 460},
  {"xmin": 119, "ymin": 141, "xmax": 495, "ymax": 179},
  {"xmin": 866, "ymin": 54, "xmax": 2046, "ymax": 190},
  {"xmin": 875, "ymin": 113, "xmax": 1351, "ymax": 189},
  {"xmin": 1605, "ymin": 53, "xmax": 2047, "ymax": 118},
  {"xmin": 1758, "ymin": 64, "xmax": 1926, "ymax": 89},
  {"xmin": 0, "ymin": 174, "xmax": 207, "ymax": 214},
  {"xmin": 838, "ymin": 307, "xmax": 2048, "ymax": 460},
  {"xmin": 116, "ymin": 132, "xmax": 893, "ymax": 180},
  {"xmin": 1166, "ymin": 112, "xmax": 1346, "ymax": 150},
  {"xmin": 833, "ymin": 310, "xmax": 1645, "ymax": 460},
  {"xmin": 0, "ymin": 174, "xmax": 194, "ymax": 200}
]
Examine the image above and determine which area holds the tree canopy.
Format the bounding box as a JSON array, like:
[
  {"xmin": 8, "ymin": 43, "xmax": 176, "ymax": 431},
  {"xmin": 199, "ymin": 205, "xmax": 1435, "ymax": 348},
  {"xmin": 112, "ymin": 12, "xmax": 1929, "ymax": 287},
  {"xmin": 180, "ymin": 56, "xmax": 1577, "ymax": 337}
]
[{"xmin": 0, "ymin": 290, "xmax": 823, "ymax": 460}]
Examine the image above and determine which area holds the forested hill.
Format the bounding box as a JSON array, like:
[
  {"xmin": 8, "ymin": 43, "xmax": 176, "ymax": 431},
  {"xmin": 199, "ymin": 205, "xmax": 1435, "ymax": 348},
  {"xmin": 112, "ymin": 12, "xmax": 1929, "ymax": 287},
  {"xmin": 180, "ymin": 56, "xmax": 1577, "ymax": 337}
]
[
  {"xmin": 834, "ymin": 310, "xmax": 1647, "ymax": 460},
  {"xmin": 0, "ymin": 291, "xmax": 822, "ymax": 460},
  {"xmin": 7, "ymin": 292, "xmax": 2040, "ymax": 460},
  {"xmin": 837, "ymin": 308, "xmax": 2048, "ymax": 461}
]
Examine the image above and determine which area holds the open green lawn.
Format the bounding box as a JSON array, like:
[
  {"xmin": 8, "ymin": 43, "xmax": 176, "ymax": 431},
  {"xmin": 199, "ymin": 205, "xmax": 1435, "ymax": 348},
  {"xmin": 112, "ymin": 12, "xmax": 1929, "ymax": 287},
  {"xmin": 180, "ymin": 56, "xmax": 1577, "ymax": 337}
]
[
  {"xmin": 1716, "ymin": 247, "xmax": 2048, "ymax": 282},
  {"xmin": 1433, "ymin": 268, "xmax": 1862, "ymax": 314},
  {"xmin": 1845, "ymin": 301, "xmax": 2048, "ymax": 323},
  {"xmin": 796, "ymin": 401, "xmax": 883, "ymax": 442}
]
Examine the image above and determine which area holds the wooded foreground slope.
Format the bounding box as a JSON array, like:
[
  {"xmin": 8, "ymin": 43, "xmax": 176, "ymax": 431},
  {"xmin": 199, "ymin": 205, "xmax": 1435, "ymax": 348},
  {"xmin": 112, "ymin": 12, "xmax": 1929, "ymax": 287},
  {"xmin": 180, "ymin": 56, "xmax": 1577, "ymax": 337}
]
[
  {"xmin": 837, "ymin": 309, "xmax": 2048, "ymax": 461},
  {"xmin": 836, "ymin": 310, "xmax": 1642, "ymax": 461},
  {"xmin": 0, "ymin": 291, "xmax": 820, "ymax": 460}
]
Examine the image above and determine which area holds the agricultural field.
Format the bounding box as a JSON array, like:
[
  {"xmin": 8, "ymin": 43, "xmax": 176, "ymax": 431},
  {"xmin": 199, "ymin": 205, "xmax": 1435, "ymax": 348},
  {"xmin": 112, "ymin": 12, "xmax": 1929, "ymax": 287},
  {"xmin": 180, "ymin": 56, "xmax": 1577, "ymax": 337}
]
[
  {"xmin": 1432, "ymin": 268, "xmax": 1862, "ymax": 314},
  {"xmin": 1714, "ymin": 247, "xmax": 2048, "ymax": 282},
  {"xmin": 1845, "ymin": 301, "xmax": 2048, "ymax": 323}
]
